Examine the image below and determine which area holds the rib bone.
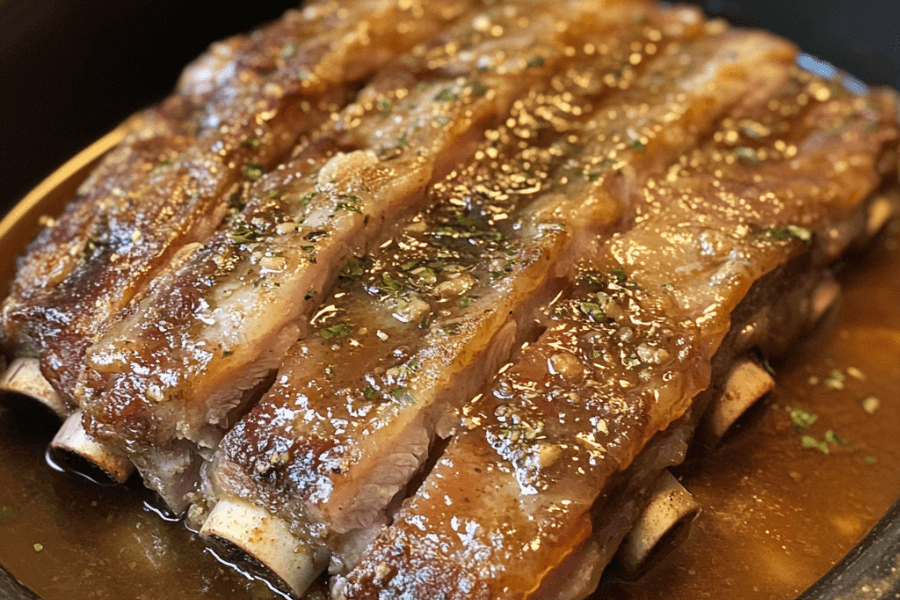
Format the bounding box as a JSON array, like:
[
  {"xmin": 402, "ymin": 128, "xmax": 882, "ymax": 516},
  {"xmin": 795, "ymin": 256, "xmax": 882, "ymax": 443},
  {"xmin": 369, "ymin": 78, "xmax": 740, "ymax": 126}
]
[
  {"xmin": 810, "ymin": 277, "xmax": 841, "ymax": 324},
  {"xmin": 700, "ymin": 357, "xmax": 775, "ymax": 446},
  {"xmin": 614, "ymin": 470, "xmax": 699, "ymax": 580},
  {"xmin": 867, "ymin": 195, "xmax": 896, "ymax": 235},
  {"xmin": 49, "ymin": 410, "xmax": 134, "ymax": 483},
  {"xmin": 0, "ymin": 358, "xmax": 67, "ymax": 418},
  {"xmin": 201, "ymin": 498, "xmax": 323, "ymax": 597}
]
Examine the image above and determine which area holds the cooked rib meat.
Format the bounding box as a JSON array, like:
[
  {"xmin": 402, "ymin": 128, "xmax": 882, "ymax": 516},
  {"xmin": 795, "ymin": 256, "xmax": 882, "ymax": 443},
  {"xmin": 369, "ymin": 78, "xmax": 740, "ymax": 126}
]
[
  {"xmin": 201, "ymin": 11, "xmax": 800, "ymax": 595},
  {"xmin": 1, "ymin": 0, "xmax": 475, "ymax": 410},
  {"xmin": 2, "ymin": 0, "xmax": 425, "ymax": 367},
  {"xmin": 75, "ymin": 0, "xmax": 634, "ymax": 512},
  {"xmin": 335, "ymin": 68, "xmax": 899, "ymax": 600},
  {"xmin": 0, "ymin": 1, "xmax": 898, "ymax": 598}
]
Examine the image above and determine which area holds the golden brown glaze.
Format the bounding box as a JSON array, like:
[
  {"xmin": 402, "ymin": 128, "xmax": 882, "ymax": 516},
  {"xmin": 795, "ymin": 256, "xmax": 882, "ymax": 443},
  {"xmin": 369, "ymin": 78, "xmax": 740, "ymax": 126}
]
[
  {"xmin": 1, "ymin": 0, "xmax": 475, "ymax": 410},
  {"xmin": 210, "ymin": 8, "xmax": 803, "ymax": 587},
  {"xmin": 338, "ymin": 64, "xmax": 898, "ymax": 600}
]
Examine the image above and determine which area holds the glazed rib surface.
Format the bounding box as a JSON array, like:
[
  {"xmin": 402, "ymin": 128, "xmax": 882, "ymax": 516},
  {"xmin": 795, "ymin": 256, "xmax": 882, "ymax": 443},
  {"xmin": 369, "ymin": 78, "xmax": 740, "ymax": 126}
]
[
  {"xmin": 78, "ymin": 0, "xmax": 629, "ymax": 512},
  {"xmin": 204, "ymin": 7, "xmax": 803, "ymax": 590},
  {"xmin": 1, "ymin": 0, "xmax": 475, "ymax": 409},
  {"xmin": 0, "ymin": 2, "xmax": 898, "ymax": 599},
  {"xmin": 335, "ymin": 66, "xmax": 899, "ymax": 600}
]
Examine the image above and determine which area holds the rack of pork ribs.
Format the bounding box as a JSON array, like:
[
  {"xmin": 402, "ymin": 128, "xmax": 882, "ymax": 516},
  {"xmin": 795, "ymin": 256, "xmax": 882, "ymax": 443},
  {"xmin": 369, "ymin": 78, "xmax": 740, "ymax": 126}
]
[{"xmin": 1, "ymin": 0, "xmax": 898, "ymax": 598}]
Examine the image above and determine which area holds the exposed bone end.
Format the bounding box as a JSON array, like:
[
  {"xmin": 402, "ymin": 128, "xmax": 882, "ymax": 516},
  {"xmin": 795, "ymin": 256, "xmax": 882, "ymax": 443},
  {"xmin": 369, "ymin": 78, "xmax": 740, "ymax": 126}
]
[
  {"xmin": 810, "ymin": 277, "xmax": 841, "ymax": 324},
  {"xmin": 49, "ymin": 410, "xmax": 134, "ymax": 484},
  {"xmin": 867, "ymin": 195, "xmax": 895, "ymax": 237},
  {"xmin": 0, "ymin": 358, "xmax": 68, "ymax": 418},
  {"xmin": 201, "ymin": 497, "xmax": 323, "ymax": 598},
  {"xmin": 701, "ymin": 356, "xmax": 775, "ymax": 446},
  {"xmin": 614, "ymin": 470, "xmax": 699, "ymax": 581}
]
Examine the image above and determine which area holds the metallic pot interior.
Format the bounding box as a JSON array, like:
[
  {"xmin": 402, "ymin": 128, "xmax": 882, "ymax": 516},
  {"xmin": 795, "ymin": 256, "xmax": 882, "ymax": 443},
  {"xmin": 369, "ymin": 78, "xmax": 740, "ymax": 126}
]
[{"xmin": 0, "ymin": 1, "xmax": 898, "ymax": 598}]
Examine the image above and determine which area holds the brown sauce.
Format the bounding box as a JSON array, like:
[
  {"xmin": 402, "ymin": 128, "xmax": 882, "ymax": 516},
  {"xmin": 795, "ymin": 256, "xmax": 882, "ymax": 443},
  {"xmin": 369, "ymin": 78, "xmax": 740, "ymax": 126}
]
[
  {"xmin": 1, "ymin": 227, "xmax": 899, "ymax": 600},
  {"xmin": 596, "ymin": 222, "xmax": 900, "ymax": 599}
]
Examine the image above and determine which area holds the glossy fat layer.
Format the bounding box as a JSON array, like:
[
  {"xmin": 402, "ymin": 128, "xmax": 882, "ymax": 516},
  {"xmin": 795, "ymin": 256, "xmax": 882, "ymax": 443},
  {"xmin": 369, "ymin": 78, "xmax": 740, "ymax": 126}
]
[
  {"xmin": 337, "ymin": 69, "xmax": 899, "ymax": 600},
  {"xmin": 208, "ymin": 8, "xmax": 801, "ymax": 568}
]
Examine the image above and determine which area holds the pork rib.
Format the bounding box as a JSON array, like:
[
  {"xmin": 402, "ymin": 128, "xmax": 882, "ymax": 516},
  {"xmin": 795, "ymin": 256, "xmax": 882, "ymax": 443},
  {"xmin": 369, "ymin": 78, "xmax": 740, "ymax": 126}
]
[
  {"xmin": 76, "ymin": 0, "xmax": 635, "ymax": 513},
  {"xmin": 335, "ymin": 66, "xmax": 899, "ymax": 600},
  {"xmin": 202, "ymin": 11, "xmax": 803, "ymax": 597},
  {"xmin": 1, "ymin": 0, "xmax": 475, "ymax": 413}
]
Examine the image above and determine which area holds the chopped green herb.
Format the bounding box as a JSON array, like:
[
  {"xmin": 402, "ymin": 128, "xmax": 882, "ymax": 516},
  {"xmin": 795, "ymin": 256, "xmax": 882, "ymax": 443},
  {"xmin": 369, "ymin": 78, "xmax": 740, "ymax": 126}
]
[
  {"xmin": 413, "ymin": 267, "xmax": 437, "ymax": 283},
  {"xmin": 267, "ymin": 190, "xmax": 281, "ymax": 200},
  {"xmin": 527, "ymin": 56, "xmax": 545, "ymax": 68},
  {"xmin": 824, "ymin": 429, "xmax": 850, "ymax": 446},
  {"xmin": 396, "ymin": 131, "xmax": 409, "ymax": 149},
  {"xmin": 801, "ymin": 435, "xmax": 830, "ymax": 454},
  {"xmin": 85, "ymin": 237, "xmax": 103, "ymax": 254},
  {"xmin": 865, "ymin": 455, "xmax": 878, "ymax": 464},
  {"xmin": 381, "ymin": 272, "xmax": 406, "ymax": 295},
  {"xmin": 363, "ymin": 385, "xmax": 377, "ymax": 401},
  {"xmin": 579, "ymin": 302, "xmax": 606, "ymax": 322},
  {"xmin": 377, "ymin": 98, "xmax": 392, "ymax": 116},
  {"xmin": 230, "ymin": 225, "xmax": 258, "ymax": 244},
  {"xmin": 630, "ymin": 139, "xmax": 646, "ymax": 152},
  {"xmin": 610, "ymin": 266, "xmax": 629, "ymax": 285},
  {"xmin": 433, "ymin": 88, "xmax": 459, "ymax": 102},
  {"xmin": 243, "ymin": 163, "xmax": 265, "ymax": 180},
  {"xmin": 761, "ymin": 225, "xmax": 813, "ymax": 244},
  {"xmin": 469, "ymin": 81, "xmax": 489, "ymax": 96},
  {"xmin": 858, "ymin": 394, "xmax": 880, "ymax": 414},
  {"xmin": 241, "ymin": 137, "xmax": 261, "ymax": 148},
  {"xmin": 442, "ymin": 324, "xmax": 460, "ymax": 336},
  {"xmin": 298, "ymin": 190, "xmax": 318, "ymax": 207},
  {"xmin": 389, "ymin": 387, "xmax": 416, "ymax": 406},
  {"xmin": 320, "ymin": 322, "xmax": 353, "ymax": 340},
  {"xmin": 281, "ymin": 43, "xmax": 298, "ymax": 59},
  {"xmin": 824, "ymin": 369, "xmax": 845, "ymax": 390},
  {"xmin": 0, "ymin": 506, "xmax": 20, "ymax": 521},
  {"xmin": 400, "ymin": 260, "xmax": 420, "ymax": 272},
  {"xmin": 304, "ymin": 288, "xmax": 317, "ymax": 300},
  {"xmin": 459, "ymin": 296, "xmax": 475, "ymax": 308},
  {"xmin": 762, "ymin": 358, "xmax": 777, "ymax": 377},
  {"xmin": 789, "ymin": 408, "xmax": 818, "ymax": 431},
  {"xmin": 622, "ymin": 355, "xmax": 641, "ymax": 369}
]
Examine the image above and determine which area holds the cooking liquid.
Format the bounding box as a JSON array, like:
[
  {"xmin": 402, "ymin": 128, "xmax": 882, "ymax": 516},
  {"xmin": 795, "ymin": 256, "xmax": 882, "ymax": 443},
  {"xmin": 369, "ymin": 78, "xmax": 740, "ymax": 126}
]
[{"xmin": 1, "ymin": 224, "xmax": 900, "ymax": 600}]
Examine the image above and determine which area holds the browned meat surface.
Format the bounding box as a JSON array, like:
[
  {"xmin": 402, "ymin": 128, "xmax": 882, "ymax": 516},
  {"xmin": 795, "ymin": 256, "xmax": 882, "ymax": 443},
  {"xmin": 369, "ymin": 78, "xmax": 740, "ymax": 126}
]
[
  {"xmin": 336, "ymin": 70, "xmax": 899, "ymax": 600},
  {"xmin": 202, "ymin": 10, "xmax": 803, "ymax": 596},
  {"xmin": 0, "ymin": 2, "xmax": 898, "ymax": 599},
  {"xmin": 0, "ymin": 0, "xmax": 475, "ymax": 409},
  {"xmin": 77, "ymin": 0, "xmax": 606, "ymax": 513}
]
